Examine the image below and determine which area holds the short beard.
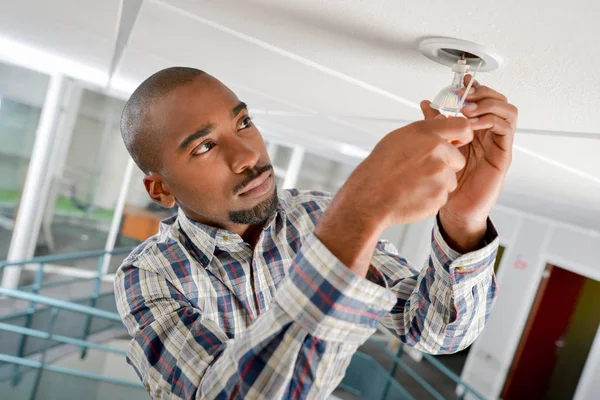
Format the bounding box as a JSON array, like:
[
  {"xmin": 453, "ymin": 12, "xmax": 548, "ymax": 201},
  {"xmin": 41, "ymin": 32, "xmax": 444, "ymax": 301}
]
[{"xmin": 228, "ymin": 188, "xmax": 279, "ymax": 225}]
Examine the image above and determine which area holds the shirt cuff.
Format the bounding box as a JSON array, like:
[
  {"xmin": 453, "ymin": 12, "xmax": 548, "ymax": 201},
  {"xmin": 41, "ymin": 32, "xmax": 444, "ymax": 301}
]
[
  {"xmin": 274, "ymin": 232, "xmax": 397, "ymax": 344},
  {"xmin": 432, "ymin": 217, "xmax": 499, "ymax": 287}
]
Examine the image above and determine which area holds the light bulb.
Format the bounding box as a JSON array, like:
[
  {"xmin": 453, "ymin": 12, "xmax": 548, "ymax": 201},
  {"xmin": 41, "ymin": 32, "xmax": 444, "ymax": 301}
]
[{"xmin": 430, "ymin": 58, "xmax": 471, "ymax": 115}]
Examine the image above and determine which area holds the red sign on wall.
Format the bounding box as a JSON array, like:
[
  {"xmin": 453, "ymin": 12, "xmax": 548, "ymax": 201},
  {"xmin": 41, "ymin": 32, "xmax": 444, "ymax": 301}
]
[{"xmin": 514, "ymin": 255, "xmax": 528, "ymax": 270}]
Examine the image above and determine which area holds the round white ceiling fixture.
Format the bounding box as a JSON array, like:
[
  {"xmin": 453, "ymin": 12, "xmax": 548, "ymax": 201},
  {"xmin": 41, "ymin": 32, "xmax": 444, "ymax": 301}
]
[{"xmin": 419, "ymin": 37, "xmax": 504, "ymax": 72}]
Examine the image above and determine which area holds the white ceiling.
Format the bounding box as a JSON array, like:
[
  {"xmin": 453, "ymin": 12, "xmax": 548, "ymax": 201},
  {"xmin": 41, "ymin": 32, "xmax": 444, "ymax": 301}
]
[{"xmin": 0, "ymin": 0, "xmax": 599, "ymax": 229}]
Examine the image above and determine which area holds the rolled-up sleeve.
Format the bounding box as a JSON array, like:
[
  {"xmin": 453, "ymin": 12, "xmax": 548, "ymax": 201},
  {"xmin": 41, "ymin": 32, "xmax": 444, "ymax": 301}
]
[
  {"xmin": 370, "ymin": 218, "xmax": 499, "ymax": 354},
  {"xmin": 115, "ymin": 232, "xmax": 396, "ymax": 399}
]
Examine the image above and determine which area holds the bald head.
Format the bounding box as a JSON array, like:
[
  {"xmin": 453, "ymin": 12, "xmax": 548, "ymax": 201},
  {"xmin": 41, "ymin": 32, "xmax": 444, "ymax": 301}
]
[{"xmin": 120, "ymin": 67, "xmax": 206, "ymax": 174}]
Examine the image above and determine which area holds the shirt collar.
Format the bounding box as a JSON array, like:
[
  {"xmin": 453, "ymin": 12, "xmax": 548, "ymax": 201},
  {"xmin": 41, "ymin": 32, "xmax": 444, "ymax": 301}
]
[{"xmin": 176, "ymin": 191, "xmax": 287, "ymax": 266}]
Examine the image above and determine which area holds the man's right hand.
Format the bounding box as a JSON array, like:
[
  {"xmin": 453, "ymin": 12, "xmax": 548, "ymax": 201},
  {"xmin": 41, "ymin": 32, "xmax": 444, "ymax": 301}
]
[
  {"xmin": 352, "ymin": 117, "xmax": 474, "ymax": 226},
  {"xmin": 314, "ymin": 118, "xmax": 474, "ymax": 277}
]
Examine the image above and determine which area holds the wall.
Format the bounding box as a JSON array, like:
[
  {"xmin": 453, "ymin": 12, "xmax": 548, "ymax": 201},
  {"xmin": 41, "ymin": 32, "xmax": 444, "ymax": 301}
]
[{"xmin": 460, "ymin": 205, "xmax": 600, "ymax": 400}]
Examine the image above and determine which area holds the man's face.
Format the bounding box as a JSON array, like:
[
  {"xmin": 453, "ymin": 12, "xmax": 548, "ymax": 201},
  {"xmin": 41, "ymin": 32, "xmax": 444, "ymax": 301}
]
[{"xmin": 145, "ymin": 74, "xmax": 277, "ymax": 229}]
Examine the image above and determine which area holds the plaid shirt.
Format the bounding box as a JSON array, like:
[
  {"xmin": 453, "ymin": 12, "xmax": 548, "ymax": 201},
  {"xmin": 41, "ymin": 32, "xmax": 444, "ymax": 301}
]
[{"xmin": 115, "ymin": 189, "xmax": 499, "ymax": 399}]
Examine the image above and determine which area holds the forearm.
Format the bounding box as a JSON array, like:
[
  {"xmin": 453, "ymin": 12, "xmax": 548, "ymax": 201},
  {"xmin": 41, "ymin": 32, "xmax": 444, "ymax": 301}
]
[
  {"xmin": 314, "ymin": 181, "xmax": 385, "ymax": 279},
  {"xmin": 438, "ymin": 207, "xmax": 487, "ymax": 253},
  {"xmin": 375, "ymin": 219, "xmax": 499, "ymax": 354}
]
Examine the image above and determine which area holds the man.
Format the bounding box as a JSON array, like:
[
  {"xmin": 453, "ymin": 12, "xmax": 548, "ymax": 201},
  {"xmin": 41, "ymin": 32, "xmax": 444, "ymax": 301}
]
[{"xmin": 115, "ymin": 66, "xmax": 517, "ymax": 399}]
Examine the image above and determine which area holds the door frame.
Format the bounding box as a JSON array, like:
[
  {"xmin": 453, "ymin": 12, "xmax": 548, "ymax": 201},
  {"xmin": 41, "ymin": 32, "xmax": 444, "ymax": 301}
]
[
  {"xmin": 542, "ymin": 255, "xmax": 600, "ymax": 400},
  {"xmin": 500, "ymin": 264, "xmax": 554, "ymax": 398}
]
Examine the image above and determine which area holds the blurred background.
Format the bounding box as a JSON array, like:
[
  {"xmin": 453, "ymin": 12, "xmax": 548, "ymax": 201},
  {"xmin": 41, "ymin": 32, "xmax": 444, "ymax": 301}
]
[{"xmin": 0, "ymin": 1, "xmax": 599, "ymax": 399}]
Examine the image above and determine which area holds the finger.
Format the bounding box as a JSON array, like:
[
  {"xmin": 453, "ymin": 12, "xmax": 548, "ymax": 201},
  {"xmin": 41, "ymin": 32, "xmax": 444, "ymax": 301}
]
[
  {"xmin": 420, "ymin": 117, "xmax": 474, "ymax": 147},
  {"xmin": 473, "ymin": 114, "xmax": 515, "ymax": 153},
  {"xmin": 464, "ymin": 74, "xmax": 481, "ymax": 89},
  {"xmin": 445, "ymin": 163, "xmax": 459, "ymax": 192},
  {"xmin": 443, "ymin": 142, "xmax": 467, "ymax": 173},
  {"xmin": 470, "ymin": 114, "xmax": 514, "ymax": 137},
  {"xmin": 420, "ymin": 100, "xmax": 442, "ymax": 120},
  {"xmin": 459, "ymin": 85, "xmax": 508, "ymax": 103},
  {"xmin": 461, "ymin": 98, "xmax": 519, "ymax": 125}
]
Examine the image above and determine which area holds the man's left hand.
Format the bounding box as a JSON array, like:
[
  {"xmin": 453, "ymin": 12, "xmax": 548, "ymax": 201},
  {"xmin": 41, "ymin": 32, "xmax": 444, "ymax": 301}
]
[{"xmin": 420, "ymin": 75, "xmax": 518, "ymax": 252}]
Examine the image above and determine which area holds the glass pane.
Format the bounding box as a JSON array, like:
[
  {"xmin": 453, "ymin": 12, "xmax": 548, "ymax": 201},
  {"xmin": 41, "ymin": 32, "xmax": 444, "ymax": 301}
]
[
  {"xmin": 339, "ymin": 351, "xmax": 411, "ymax": 399},
  {"xmin": 0, "ymin": 62, "xmax": 49, "ymax": 261},
  {"xmin": 295, "ymin": 152, "xmax": 355, "ymax": 194},
  {"xmin": 110, "ymin": 166, "xmax": 176, "ymax": 274},
  {"xmin": 273, "ymin": 144, "xmax": 292, "ymax": 169},
  {"xmin": 0, "ymin": 361, "xmax": 148, "ymax": 400},
  {"xmin": 28, "ymin": 86, "xmax": 146, "ymax": 279},
  {"xmin": 0, "ymin": 364, "xmax": 38, "ymax": 400},
  {"xmin": 37, "ymin": 369, "xmax": 147, "ymax": 400},
  {"xmin": 35, "ymin": 88, "xmax": 128, "ymax": 265}
]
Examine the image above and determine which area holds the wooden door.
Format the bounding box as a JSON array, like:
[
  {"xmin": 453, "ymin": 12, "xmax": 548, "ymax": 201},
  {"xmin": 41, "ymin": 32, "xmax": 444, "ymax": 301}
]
[{"xmin": 501, "ymin": 265, "xmax": 585, "ymax": 399}]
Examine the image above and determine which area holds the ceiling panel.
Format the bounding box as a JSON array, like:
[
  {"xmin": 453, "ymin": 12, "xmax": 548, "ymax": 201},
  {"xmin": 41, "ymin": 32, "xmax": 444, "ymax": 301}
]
[
  {"xmin": 0, "ymin": 0, "xmax": 598, "ymax": 227},
  {"xmin": 117, "ymin": 1, "xmax": 422, "ymax": 121},
  {"xmin": 163, "ymin": 0, "xmax": 600, "ymax": 134},
  {"xmin": 515, "ymin": 133, "xmax": 600, "ymax": 179},
  {"xmin": 0, "ymin": 0, "xmax": 121, "ymax": 71}
]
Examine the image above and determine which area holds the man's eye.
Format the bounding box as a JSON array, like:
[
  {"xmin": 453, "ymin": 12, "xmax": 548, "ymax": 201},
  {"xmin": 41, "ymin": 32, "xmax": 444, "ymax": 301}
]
[
  {"xmin": 240, "ymin": 116, "xmax": 253, "ymax": 130},
  {"xmin": 194, "ymin": 142, "xmax": 214, "ymax": 155}
]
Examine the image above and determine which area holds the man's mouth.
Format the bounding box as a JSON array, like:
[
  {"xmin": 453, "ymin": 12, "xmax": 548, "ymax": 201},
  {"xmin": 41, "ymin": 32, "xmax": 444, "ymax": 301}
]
[{"xmin": 237, "ymin": 170, "xmax": 273, "ymax": 197}]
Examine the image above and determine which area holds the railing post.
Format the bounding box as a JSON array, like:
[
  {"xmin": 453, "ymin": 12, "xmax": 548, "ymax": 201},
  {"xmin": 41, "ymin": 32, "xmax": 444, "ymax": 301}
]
[
  {"xmin": 29, "ymin": 307, "xmax": 59, "ymax": 400},
  {"xmin": 381, "ymin": 342, "xmax": 404, "ymax": 400},
  {"xmin": 282, "ymin": 145, "xmax": 305, "ymax": 189},
  {"xmin": 100, "ymin": 158, "xmax": 135, "ymax": 275},
  {"xmin": 12, "ymin": 262, "xmax": 45, "ymax": 386},
  {"xmin": 80, "ymin": 253, "xmax": 104, "ymax": 358}
]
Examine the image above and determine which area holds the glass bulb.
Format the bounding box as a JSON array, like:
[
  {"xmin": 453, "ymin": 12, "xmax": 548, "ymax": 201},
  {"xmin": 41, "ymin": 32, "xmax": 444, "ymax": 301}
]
[{"xmin": 430, "ymin": 70, "xmax": 467, "ymax": 115}]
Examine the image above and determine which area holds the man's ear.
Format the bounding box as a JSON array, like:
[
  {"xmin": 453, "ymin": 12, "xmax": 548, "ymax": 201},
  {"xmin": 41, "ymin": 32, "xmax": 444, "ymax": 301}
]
[{"xmin": 143, "ymin": 173, "xmax": 176, "ymax": 208}]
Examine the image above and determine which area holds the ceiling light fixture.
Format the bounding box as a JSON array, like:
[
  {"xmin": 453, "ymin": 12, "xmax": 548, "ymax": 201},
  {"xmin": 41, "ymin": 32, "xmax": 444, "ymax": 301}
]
[{"xmin": 419, "ymin": 37, "xmax": 504, "ymax": 115}]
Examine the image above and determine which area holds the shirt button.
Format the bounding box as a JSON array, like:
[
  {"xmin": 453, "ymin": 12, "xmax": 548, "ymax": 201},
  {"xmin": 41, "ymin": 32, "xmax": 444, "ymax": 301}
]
[
  {"xmin": 145, "ymin": 383, "xmax": 151, "ymax": 392},
  {"xmin": 455, "ymin": 266, "xmax": 466, "ymax": 273},
  {"xmin": 223, "ymin": 235, "xmax": 230, "ymax": 242}
]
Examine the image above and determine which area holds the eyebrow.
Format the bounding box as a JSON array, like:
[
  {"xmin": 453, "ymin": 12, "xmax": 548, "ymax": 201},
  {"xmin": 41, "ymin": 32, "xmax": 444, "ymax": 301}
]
[
  {"xmin": 232, "ymin": 101, "xmax": 248, "ymax": 118},
  {"xmin": 178, "ymin": 101, "xmax": 248, "ymax": 152},
  {"xmin": 178, "ymin": 124, "xmax": 215, "ymax": 152}
]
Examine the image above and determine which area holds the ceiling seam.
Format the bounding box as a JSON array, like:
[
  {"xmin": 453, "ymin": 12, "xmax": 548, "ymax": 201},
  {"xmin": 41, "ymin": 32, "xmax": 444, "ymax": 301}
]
[
  {"xmin": 512, "ymin": 144, "xmax": 600, "ymax": 186},
  {"xmin": 152, "ymin": 0, "xmax": 421, "ymax": 110}
]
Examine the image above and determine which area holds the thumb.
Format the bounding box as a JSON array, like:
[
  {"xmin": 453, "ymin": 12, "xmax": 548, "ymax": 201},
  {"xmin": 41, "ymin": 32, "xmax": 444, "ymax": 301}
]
[{"xmin": 420, "ymin": 100, "xmax": 443, "ymax": 120}]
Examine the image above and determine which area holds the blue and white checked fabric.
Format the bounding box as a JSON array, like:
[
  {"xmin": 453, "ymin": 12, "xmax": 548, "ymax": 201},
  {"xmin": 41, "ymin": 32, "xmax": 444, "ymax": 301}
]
[{"xmin": 114, "ymin": 189, "xmax": 499, "ymax": 399}]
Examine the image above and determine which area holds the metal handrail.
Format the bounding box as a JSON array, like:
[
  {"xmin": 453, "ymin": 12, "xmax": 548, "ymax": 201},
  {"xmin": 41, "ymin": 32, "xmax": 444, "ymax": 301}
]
[
  {"xmin": 0, "ymin": 247, "xmax": 133, "ymax": 268},
  {"xmin": 0, "ymin": 354, "xmax": 143, "ymax": 390},
  {"xmin": 18, "ymin": 276, "xmax": 98, "ymax": 292},
  {"xmin": 0, "ymin": 288, "xmax": 121, "ymax": 322},
  {"xmin": 367, "ymin": 338, "xmax": 486, "ymax": 400},
  {"xmin": 340, "ymin": 350, "xmax": 415, "ymax": 400},
  {"xmin": 0, "ymin": 247, "xmax": 132, "ymax": 366},
  {"xmin": 0, "ymin": 322, "xmax": 127, "ymax": 356},
  {"xmin": 0, "ymin": 248, "xmax": 143, "ymax": 399},
  {"xmin": 0, "ymin": 291, "xmax": 117, "ymax": 324},
  {"xmin": 422, "ymin": 351, "xmax": 481, "ymax": 395}
]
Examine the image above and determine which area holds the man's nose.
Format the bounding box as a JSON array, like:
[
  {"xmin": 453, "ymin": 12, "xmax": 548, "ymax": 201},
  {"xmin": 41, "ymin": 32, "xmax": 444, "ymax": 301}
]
[{"xmin": 226, "ymin": 135, "xmax": 260, "ymax": 174}]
